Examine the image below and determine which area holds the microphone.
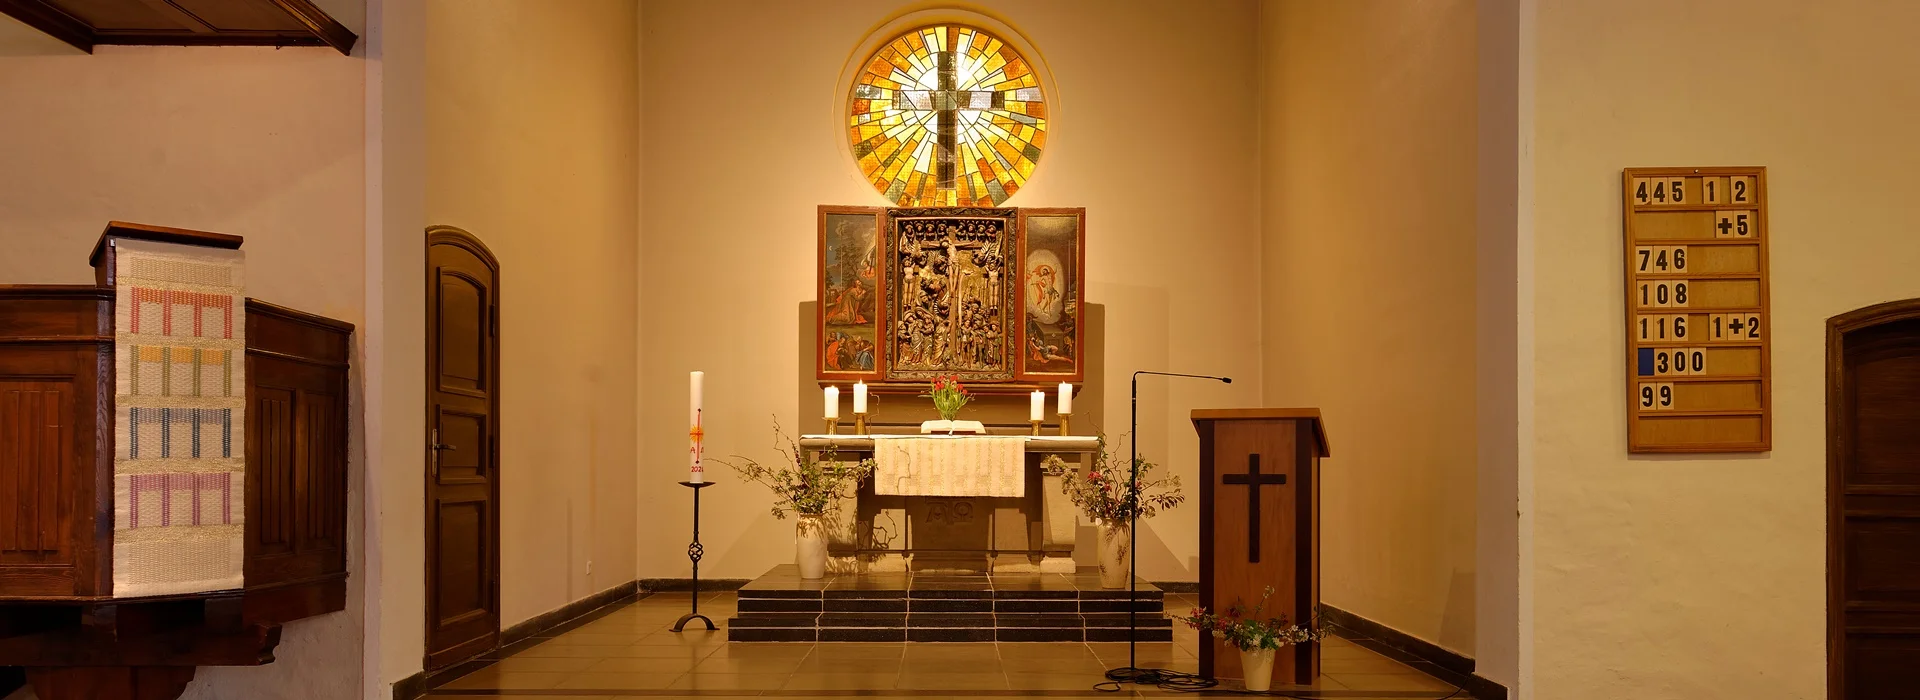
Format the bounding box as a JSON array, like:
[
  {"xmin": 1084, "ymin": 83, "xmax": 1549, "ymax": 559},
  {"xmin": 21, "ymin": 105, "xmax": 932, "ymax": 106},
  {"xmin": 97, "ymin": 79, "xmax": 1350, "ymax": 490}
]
[
  {"xmin": 1133, "ymin": 370, "xmax": 1232, "ymax": 385},
  {"xmin": 1115, "ymin": 369, "xmax": 1232, "ymax": 680}
]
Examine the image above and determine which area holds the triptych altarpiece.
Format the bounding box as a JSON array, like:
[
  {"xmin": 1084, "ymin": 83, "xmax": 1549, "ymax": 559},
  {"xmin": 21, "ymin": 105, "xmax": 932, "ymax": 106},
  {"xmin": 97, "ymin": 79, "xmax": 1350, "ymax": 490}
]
[{"xmin": 817, "ymin": 205, "xmax": 1085, "ymax": 385}]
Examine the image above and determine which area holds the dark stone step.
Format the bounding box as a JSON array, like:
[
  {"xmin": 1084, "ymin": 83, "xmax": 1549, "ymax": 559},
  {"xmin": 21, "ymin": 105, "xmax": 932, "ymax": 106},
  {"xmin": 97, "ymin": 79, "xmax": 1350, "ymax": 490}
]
[
  {"xmin": 820, "ymin": 612, "xmax": 907, "ymax": 627},
  {"xmin": 727, "ymin": 613, "xmax": 819, "ymax": 628},
  {"xmin": 738, "ymin": 598, "xmax": 822, "ymax": 613},
  {"xmin": 1080, "ymin": 600, "xmax": 1164, "ymax": 613},
  {"xmin": 993, "ymin": 613, "xmax": 1084, "ymax": 628},
  {"xmin": 994, "ymin": 599, "xmax": 1078, "ymax": 614},
  {"xmin": 908, "ymin": 587, "xmax": 993, "ymax": 599},
  {"xmin": 906, "ymin": 613, "xmax": 995, "ymax": 628},
  {"xmin": 908, "ymin": 598, "xmax": 993, "ymax": 613},
  {"xmin": 823, "ymin": 598, "xmax": 906, "ymax": 612},
  {"xmin": 819, "ymin": 627, "xmax": 906, "ymax": 642}
]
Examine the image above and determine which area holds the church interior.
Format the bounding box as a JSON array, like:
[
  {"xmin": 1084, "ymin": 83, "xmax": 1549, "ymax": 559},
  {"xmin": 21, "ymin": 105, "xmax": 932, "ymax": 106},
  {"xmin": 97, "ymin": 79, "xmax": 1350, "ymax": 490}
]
[{"xmin": 1, "ymin": 1, "xmax": 1917, "ymax": 699}]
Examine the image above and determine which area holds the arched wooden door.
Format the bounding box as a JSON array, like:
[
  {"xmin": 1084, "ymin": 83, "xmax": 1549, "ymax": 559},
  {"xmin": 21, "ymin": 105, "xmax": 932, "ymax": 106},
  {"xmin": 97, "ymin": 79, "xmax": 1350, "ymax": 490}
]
[
  {"xmin": 1828, "ymin": 299, "xmax": 1920, "ymax": 699},
  {"xmin": 424, "ymin": 226, "xmax": 501, "ymax": 670}
]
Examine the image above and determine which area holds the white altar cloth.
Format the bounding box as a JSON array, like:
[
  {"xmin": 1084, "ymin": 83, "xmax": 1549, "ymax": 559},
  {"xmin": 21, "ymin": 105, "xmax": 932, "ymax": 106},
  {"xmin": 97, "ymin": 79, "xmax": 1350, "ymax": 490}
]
[{"xmin": 868, "ymin": 435, "xmax": 1028, "ymax": 498}]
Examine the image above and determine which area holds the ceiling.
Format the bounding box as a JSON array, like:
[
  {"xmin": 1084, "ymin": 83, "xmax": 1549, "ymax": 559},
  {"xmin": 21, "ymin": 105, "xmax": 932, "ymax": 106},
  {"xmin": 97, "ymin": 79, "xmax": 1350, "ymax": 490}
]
[{"xmin": 0, "ymin": 0, "xmax": 357, "ymax": 55}]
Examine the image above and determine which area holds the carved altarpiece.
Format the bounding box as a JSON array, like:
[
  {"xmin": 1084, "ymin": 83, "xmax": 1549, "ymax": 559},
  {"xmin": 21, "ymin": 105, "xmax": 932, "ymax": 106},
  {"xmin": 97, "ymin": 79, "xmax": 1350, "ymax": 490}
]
[
  {"xmin": 816, "ymin": 205, "xmax": 1086, "ymax": 387},
  {"xmin": 809, "ymin": 205, "xmax": 1091, "ymax": 573}
]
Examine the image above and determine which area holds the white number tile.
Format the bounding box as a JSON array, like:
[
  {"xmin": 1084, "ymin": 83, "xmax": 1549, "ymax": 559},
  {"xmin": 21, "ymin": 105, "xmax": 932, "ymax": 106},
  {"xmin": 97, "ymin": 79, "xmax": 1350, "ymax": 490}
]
[
  {"xmin": 1729, "ymin": 175, "xmax": 1755, "ymax": 203},
  {"xmin": 1632, "ymin": 178, "xmax": 1653, "ymax": 206},
  {"xmin": 1700, "ymin": 177, "xmax": 1725, "ymax": 205}
]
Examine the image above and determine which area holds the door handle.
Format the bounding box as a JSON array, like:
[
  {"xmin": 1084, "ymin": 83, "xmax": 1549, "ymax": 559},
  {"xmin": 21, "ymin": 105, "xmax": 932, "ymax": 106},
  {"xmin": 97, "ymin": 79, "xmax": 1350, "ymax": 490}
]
[{"xmin": 431, "ymin": 428, "xmax": 457, "ymax": 474}]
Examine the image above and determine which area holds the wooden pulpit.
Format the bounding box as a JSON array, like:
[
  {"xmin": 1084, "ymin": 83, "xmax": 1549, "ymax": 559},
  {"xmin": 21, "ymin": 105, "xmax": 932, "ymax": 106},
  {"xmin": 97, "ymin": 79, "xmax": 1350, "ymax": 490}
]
[
  {"xmin": 0, "ymin": 223, "xmax": 351, "ymax": 700},
  {"xmin": 1192, "ymin": 408, "xmax": 1329, "ymax": 685}
]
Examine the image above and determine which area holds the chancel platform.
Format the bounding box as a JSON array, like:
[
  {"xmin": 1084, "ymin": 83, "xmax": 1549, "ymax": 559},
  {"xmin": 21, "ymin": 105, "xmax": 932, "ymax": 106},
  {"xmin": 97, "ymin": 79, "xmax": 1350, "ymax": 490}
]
[{"xmin": 727, "ymin": 565, "xmax": 1168, "ymax": 643}]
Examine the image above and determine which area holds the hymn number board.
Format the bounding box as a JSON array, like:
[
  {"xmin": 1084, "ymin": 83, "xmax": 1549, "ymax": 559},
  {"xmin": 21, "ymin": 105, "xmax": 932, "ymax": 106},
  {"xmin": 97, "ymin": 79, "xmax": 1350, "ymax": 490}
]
[{"xmin": 1622, "ymin": 167, "xmax": 1771, "ymax": 452}]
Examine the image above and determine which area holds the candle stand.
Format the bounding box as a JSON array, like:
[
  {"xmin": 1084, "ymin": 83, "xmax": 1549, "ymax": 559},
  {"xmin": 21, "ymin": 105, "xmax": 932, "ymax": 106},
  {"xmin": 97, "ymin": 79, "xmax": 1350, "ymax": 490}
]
[{"xmin": 671, "ymin": 481, "xmax": 717, "ymax": 632}]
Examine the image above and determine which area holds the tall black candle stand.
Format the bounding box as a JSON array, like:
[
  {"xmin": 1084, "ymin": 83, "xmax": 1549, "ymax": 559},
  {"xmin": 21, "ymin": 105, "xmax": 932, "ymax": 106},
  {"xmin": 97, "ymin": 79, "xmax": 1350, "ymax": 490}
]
[{"xmin": 671, "ymin": 481, "xmax": 716, "ymax": 632}]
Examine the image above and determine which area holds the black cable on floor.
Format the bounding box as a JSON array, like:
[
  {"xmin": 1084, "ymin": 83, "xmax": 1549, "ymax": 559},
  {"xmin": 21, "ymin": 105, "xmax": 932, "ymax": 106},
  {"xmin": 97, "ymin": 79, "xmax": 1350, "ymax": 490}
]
[{"xmin": 1094, "ymin": 665, "xmax": 1218, "ymax": 692}]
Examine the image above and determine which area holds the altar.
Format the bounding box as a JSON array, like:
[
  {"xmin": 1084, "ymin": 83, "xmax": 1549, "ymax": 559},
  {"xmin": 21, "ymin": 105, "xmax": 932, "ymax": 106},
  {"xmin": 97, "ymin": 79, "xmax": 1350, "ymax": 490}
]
[{"xmin": 799, "ymin": 434, "xmax": 1098, "ymax": 574}]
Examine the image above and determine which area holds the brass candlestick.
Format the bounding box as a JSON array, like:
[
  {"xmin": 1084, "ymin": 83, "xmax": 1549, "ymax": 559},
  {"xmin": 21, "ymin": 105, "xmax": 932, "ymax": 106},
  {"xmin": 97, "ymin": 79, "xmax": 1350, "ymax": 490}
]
[
  {"xmin": 1058, "ymin": 413, "xmax": 1072, "ymax": 436},
  {"xmin": 825, "ymin": 417, "xmax": 839, "ymax": 435},
  {"xmin": 1030, "ymin": 419, "xmax": 1043, "ymax": 436},
  {"xmin": 854, "ymin": 414, "xmax": 868, "ymax": 435}
]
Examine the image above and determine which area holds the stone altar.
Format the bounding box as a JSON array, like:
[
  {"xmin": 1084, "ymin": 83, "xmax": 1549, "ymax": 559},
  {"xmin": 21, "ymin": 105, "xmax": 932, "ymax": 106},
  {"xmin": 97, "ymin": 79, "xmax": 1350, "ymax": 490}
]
[{"xmin": 799, "ymin": 435, "xmax": 1096, "ymax": 574}]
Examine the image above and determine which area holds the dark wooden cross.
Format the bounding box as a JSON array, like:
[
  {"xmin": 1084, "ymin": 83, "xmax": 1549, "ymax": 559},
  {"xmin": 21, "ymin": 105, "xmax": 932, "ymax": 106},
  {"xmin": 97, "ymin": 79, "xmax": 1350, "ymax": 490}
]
[{"xmin": 1221, "ymin": 454, "xmax": 1288, "ymax": 563}]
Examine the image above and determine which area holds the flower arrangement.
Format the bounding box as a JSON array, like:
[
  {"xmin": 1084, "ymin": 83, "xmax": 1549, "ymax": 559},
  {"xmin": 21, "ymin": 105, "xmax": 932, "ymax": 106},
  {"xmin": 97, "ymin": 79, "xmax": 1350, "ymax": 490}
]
[
  {"xmin": 923, "ymin": 375, "xmax": 970, "ymax": 421},
  {"xmin": 718, "ymin": 421, "xmax": 874, "ymax": 520},
  {"xmin": 1175, "ymin": 586, "xmax": 1328, "ymax": 652},
  {"xmin": 1044, "ymin": 437, "xmax": 1184, "ymax": 525}
]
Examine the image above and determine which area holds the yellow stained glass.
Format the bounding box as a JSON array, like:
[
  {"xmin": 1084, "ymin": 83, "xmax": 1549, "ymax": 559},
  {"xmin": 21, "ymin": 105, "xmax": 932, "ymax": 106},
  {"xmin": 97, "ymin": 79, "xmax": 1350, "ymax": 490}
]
[{"xmin": 849, "ymin": 24, "xmax": 1045, "ymax": 206}]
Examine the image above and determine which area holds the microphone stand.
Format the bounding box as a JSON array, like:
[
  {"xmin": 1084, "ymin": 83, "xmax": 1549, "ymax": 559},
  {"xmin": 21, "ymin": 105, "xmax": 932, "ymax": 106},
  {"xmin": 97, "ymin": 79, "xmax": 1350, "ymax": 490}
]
[{"xmin": 1113, "ymin": 370, "xmax": 1231, "ymax": 684}]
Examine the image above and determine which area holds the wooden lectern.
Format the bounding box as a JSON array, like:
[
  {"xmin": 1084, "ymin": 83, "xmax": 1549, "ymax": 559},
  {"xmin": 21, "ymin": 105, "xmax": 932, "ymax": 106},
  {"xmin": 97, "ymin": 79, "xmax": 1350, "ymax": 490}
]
[{"xmin": 1192, "ymin": 408, "xmax": 1329, "ymax": 685}]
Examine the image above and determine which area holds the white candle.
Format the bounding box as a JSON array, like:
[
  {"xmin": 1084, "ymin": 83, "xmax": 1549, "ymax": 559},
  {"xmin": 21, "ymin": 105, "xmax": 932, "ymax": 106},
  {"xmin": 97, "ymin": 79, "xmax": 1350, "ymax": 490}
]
[
  {"xmin": 1058, "ymin": 382, "xmax": 1073, "ymax": 415},
  {"xmin": 689, "ymin": 371, "xmax": 705, "ymax": 483},
  {"xmin": 1030, "ymin": 391, "xmax": 1045, "ymax": 421},
  {"xmin": 853, "ymin": 381, "xmax": 868, "ymax": 414},
  {"xmin": 824, "ymin": 386, "xmax": 840, "ymax": 420}
]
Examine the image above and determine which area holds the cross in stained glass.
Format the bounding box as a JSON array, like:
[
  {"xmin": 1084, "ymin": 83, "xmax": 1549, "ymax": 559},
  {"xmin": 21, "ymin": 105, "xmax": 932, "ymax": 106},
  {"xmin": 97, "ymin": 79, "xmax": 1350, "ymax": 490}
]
[{"xmin": 850, "ymin": 25, "xmax": 1047, "ymax": 207}]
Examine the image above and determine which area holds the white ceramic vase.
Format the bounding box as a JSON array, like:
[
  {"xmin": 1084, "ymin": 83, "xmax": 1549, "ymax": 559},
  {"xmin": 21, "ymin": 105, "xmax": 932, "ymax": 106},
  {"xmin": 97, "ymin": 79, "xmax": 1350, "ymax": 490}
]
[
  {"xmin": 1098, "ymin": 522, "xmax": 1131, "ymax": 589},
  {"xmin": 796, "ymin": 515, "xmax": 828, "ymax": 580},
  {"xmin": 1239, "ymin": 647, "xmax": 1276, "ymax": 692}
]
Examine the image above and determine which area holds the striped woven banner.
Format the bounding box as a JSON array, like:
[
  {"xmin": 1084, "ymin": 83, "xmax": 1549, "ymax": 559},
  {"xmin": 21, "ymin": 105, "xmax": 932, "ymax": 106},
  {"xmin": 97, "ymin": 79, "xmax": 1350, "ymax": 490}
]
[{"xmin": 111, "ymin": 239, "xmax": 247, "ymax": 598}]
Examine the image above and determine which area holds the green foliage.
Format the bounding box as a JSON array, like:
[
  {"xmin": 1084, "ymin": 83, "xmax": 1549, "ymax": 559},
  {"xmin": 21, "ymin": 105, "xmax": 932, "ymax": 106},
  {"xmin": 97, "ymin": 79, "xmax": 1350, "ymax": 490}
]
[
  {"xmin": 1044, "ymin": 436, "xmax": 1184, "ymax": 525},
  {"xmin": 717, "ymin": 420, "xmax": 875, "ymax": 520}
]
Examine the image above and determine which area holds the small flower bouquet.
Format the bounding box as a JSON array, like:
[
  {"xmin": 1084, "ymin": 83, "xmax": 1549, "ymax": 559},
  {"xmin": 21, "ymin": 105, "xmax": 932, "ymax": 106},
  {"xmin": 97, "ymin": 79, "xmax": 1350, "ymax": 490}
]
[
  {"xmin": 1174, "ymin": 586, "xmax": 1327, "ymax": 652},
  {"xmin": 922, "ymin": 375, "xmax": 970, "ymax": 421}
]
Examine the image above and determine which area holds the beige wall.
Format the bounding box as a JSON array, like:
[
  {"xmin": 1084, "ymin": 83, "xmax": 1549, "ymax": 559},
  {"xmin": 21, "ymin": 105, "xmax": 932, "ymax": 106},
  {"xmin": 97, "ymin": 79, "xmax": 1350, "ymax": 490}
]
[
  {"xmin": 0, "ymin": 44, "xmax": 367, "ymax": 700},
  {"xmin": 1257, "ymin": 0, "xmax": 1481, "ymax": 655},
  {"xmin": 639, "ymin": 0, "xmax": 1263, "ymax": 582},
  {"xmin": 425, "ymin": 0, "xmax": 641, "ymax": 628},
  {"xmin": 1530, "ymin": 0, "xmax": 1920, "ymax": 697}
]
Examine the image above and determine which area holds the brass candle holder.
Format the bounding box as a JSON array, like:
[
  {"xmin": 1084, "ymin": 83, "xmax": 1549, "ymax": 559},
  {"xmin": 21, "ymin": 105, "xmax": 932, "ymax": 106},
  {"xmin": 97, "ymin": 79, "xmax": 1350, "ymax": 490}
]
[
  {"xmin": 1030, "ymin": 419, "xmax": 1043, "ymax": 436},
  {"xmin": 1058, "ymin": 413, "xmax": 1072, "ymax": 436},
  {"xmin": 825, "ymin": 417, "xmax": 839, "ymax": 435},
  {"xmin": 854, "ymin": 413, "xmax": 868, "ymax": 435}
]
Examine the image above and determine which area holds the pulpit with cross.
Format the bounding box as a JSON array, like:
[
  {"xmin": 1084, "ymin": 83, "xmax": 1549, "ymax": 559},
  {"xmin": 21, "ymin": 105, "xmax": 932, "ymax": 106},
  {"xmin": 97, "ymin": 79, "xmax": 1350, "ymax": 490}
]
[{"xmin": 1192, "ymin": 408, "xmax": 1330, "ymax": 685}]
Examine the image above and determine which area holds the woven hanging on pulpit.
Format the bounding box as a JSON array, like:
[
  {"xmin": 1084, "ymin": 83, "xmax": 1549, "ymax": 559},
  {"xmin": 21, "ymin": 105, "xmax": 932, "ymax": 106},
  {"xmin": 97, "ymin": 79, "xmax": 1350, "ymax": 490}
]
[{"xmin": 110, "ymin": 239, "xmax": 248, "ymax": 598}]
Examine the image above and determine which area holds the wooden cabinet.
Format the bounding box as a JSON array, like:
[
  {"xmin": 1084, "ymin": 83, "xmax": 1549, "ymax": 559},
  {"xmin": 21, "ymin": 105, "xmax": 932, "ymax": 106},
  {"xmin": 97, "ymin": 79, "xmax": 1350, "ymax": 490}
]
[{"xmin": 0, "ymin": 223, "xmax": 351, "ymax": 700}]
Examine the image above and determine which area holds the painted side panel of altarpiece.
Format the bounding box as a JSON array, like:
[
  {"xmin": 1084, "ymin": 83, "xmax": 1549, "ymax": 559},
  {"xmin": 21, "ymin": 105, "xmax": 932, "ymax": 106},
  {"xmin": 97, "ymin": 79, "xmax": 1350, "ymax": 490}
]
[
  {"xmin": 815, "ymin": 206, "xmax": 1085, "ymax": 385},
  {"xmin": 1016, "ymin": 208, "xmax": 1085, "ymax": 383},
  {"xmin": 817, "ymin": 205, "xmax": 887, "ymax": 381}
]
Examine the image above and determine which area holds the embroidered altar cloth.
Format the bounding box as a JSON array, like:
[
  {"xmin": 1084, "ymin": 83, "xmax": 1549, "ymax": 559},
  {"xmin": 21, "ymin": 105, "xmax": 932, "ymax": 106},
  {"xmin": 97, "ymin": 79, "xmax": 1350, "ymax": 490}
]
[{"xmin": 870, "ymin": 435, "xmax": 1027, "ymax": 498}]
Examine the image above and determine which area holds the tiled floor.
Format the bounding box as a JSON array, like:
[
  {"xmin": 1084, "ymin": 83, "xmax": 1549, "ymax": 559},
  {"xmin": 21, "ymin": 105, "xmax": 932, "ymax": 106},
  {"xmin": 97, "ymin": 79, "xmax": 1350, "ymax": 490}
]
[{"xmin": 425, "ymin": 590, "xmax": 1467, "ymax": 699}]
